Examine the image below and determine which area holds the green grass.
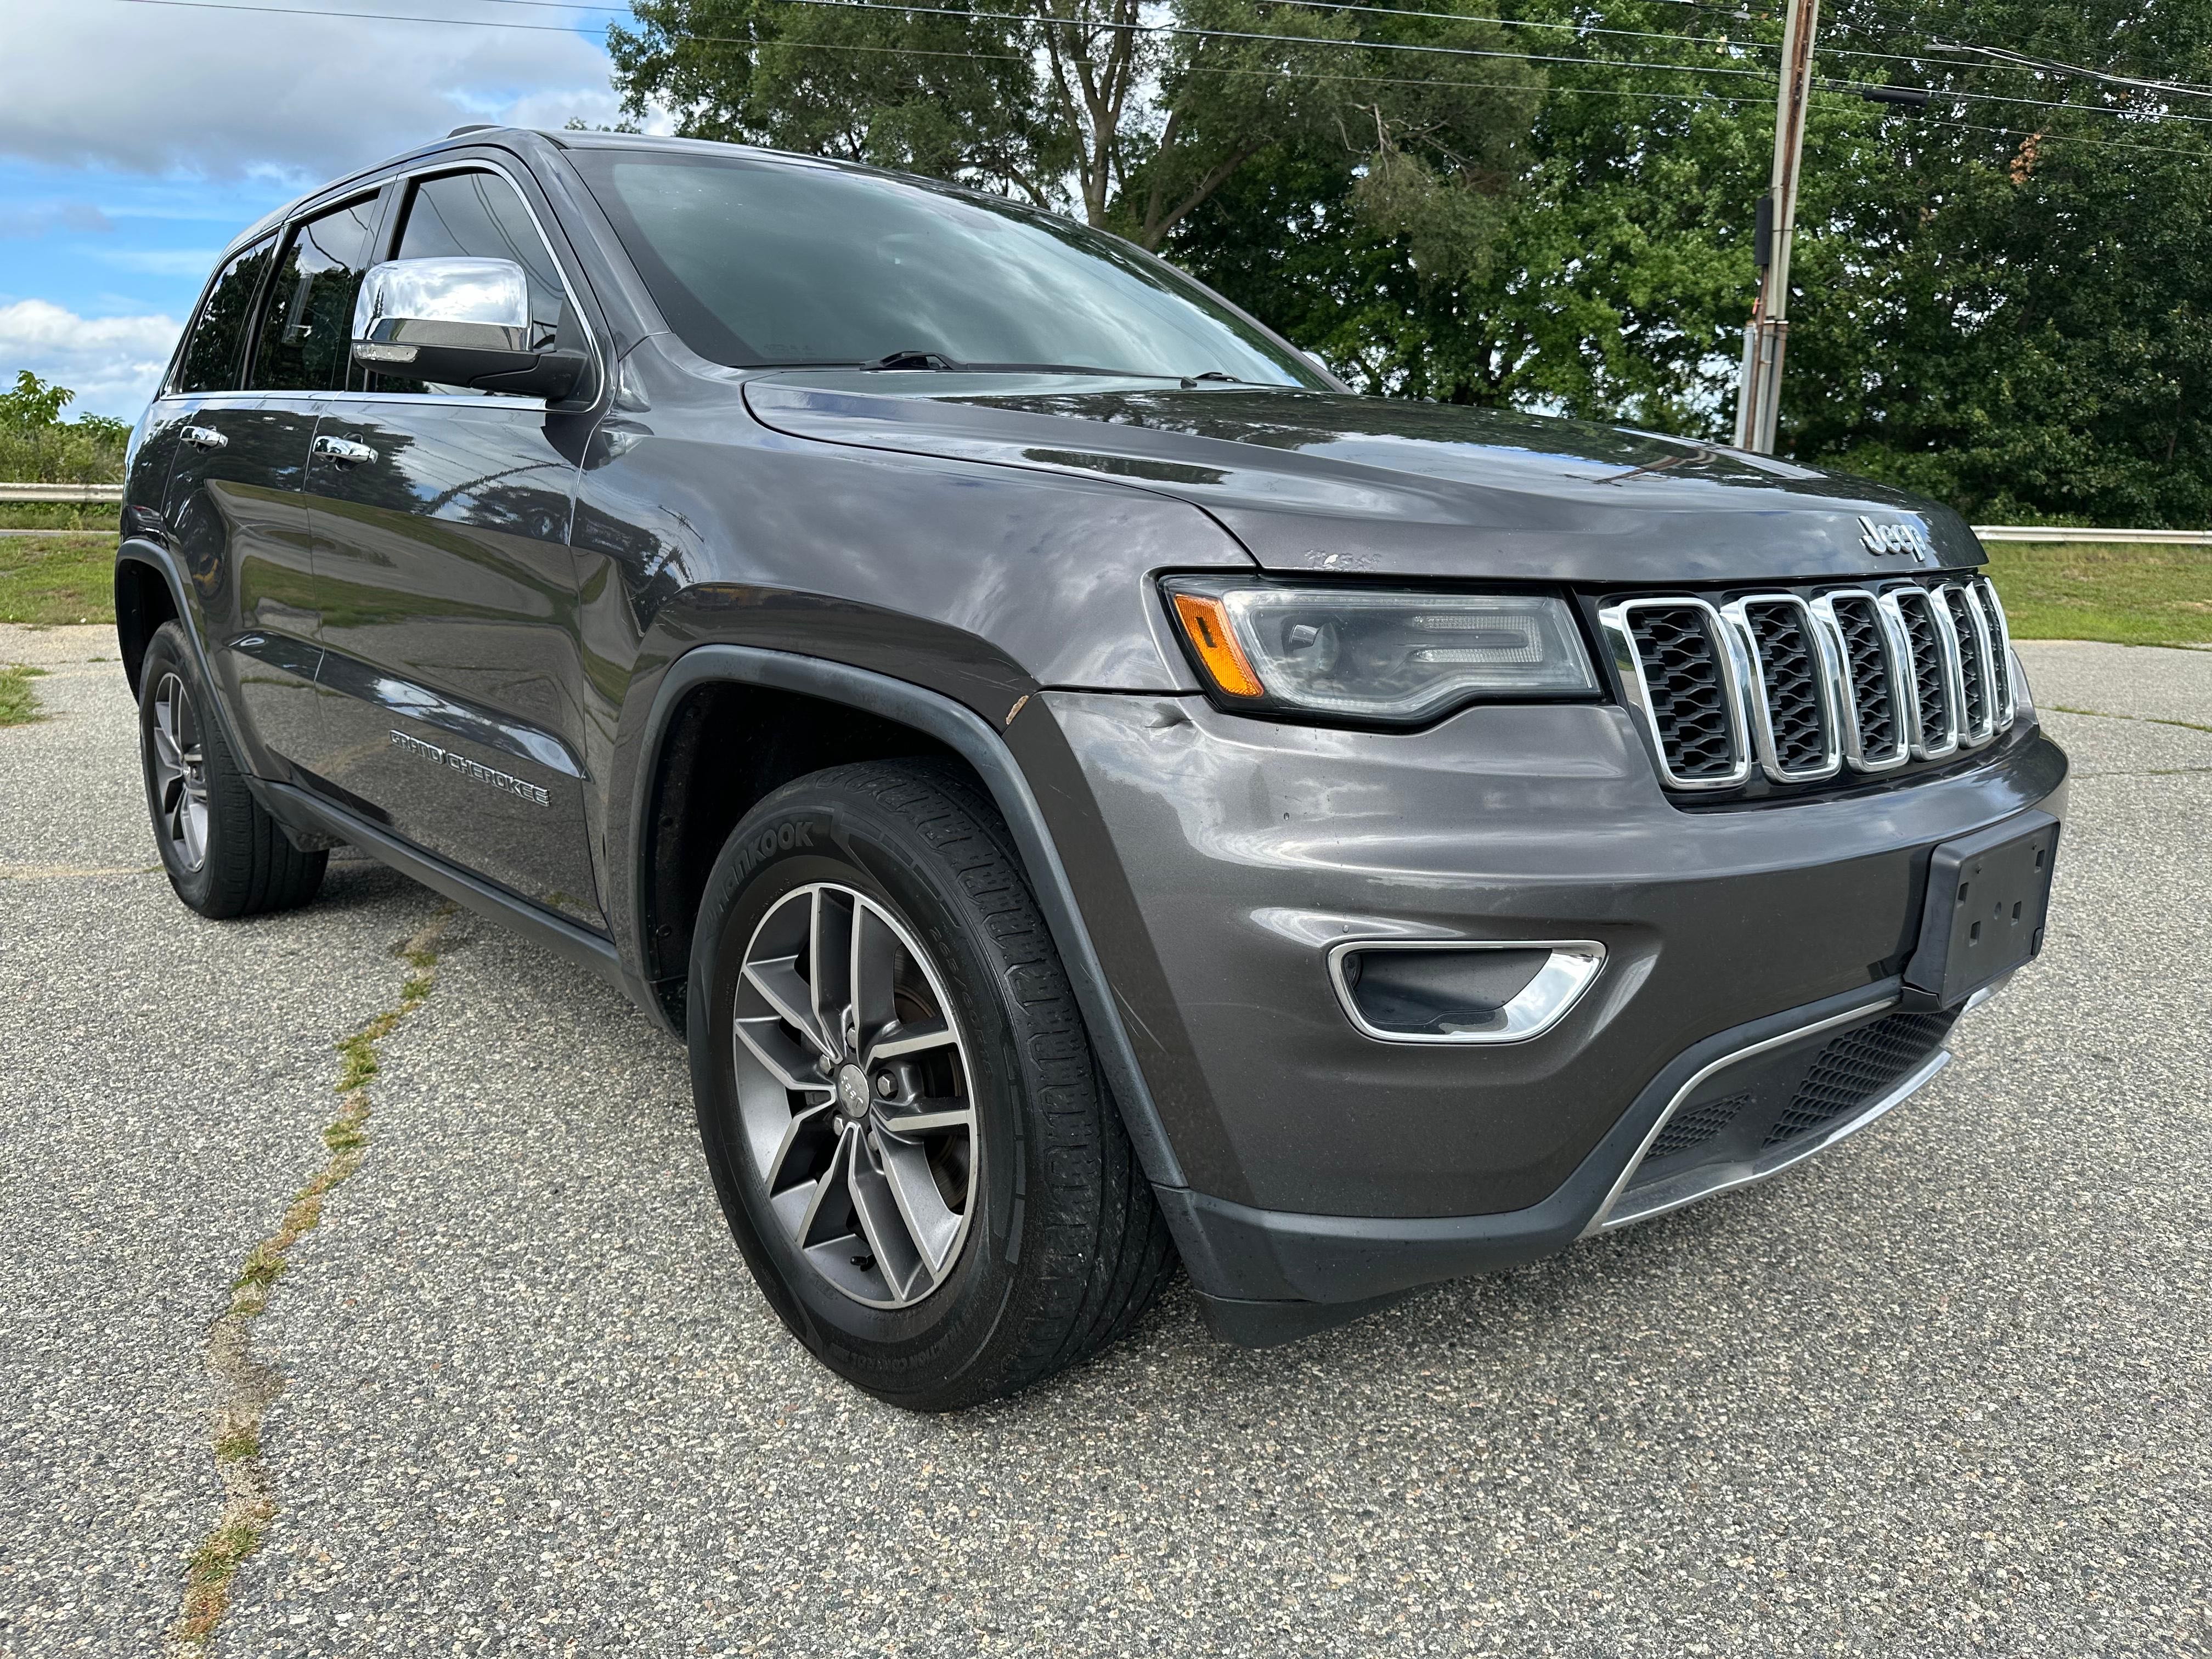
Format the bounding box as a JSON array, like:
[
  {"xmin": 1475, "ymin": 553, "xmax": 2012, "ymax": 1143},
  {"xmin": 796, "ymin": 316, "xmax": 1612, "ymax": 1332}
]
[
  {"xmin": 0, "ymin": 529, "xmax": 2199, "ymax": 647},
  {"xmin": 0, "ymin": 501, "xmax": 122, "ymax": 531},
  {"xmin": 0, "ymin": 663, "xmax": 48, "ymax": 726},
  {"xmin": 0, "ymin": 533, "xmax": 116, "ymax": 625},
  {"xmin": 1983, "ymin": 541, "xmax": 2212, "ymax": 648}
]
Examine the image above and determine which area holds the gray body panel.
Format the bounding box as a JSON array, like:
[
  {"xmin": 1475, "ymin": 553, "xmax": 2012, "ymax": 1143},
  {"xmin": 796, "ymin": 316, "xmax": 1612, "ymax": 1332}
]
[{"xmin": 743, "ymin": 374, "xmax": 1983, "ymax": 584}]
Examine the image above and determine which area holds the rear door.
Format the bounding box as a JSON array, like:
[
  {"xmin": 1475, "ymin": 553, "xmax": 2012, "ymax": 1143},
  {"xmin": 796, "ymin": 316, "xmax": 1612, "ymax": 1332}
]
[
  {"xmin": 297, "ymin": 163, "xmax": 603, "ymax": 929},
  {"xmin": 156, "ymin": 233, "xmax": 323, "ymax": 772}
]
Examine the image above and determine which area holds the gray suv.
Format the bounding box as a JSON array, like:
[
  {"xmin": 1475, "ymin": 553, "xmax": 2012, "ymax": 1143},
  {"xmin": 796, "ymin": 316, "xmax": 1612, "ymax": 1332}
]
[{"xmin": 118, "ymin": 128, "xmax": 2066, "ymax": 1408}]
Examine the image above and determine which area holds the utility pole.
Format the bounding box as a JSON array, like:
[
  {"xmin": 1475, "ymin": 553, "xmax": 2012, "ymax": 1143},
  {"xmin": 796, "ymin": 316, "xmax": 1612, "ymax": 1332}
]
[{"xmin": 1733, "ymin": 0, "xmax": 1821, "ymax": 454}]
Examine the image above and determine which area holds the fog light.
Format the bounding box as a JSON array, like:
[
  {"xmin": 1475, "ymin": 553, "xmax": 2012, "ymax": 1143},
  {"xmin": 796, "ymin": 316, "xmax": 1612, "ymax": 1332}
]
[{"xmin": 1328, "ymin": 940, "xmax": 1605, "ymax": 1045}]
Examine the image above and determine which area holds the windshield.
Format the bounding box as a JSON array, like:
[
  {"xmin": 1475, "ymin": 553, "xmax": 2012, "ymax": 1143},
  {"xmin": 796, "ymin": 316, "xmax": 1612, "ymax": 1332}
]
[{"xmin": 570, "ymin": 149, "xmax": 1328, "ymax": 387}]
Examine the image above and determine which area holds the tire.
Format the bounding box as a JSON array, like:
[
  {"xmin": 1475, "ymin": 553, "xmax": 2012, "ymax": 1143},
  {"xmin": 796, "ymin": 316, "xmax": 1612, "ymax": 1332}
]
[
  {"xmin": 688, "ymin": 758, "xmax": 1176, "ymax": 1410},
  {"xmin": 138, "ymin": 620, "xmax": 327, "ymax": 919}
]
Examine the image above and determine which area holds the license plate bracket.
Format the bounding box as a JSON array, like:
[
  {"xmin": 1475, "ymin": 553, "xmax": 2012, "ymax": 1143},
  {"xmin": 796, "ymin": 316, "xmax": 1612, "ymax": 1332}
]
[{"xmin": 1903, "ymin": 812, "xmax": 2060, "ymax": 1008}]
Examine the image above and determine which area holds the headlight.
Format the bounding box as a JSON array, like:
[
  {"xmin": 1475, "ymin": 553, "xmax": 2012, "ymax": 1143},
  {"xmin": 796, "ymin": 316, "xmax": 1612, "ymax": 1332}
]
[{"xmin": 1163, "ymin": 579, "xmax": 1599, "ymax": 724}]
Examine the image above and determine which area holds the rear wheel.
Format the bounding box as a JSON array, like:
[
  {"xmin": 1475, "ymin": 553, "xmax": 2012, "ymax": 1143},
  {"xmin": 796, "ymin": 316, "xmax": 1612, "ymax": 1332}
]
[
  {"xmin": 687, "ymin": 758, "xmax": 1176, "ymax": 1409},
  {"xmin": 138, "ymin": 621, "xmax": 326, "ymax": 918}
]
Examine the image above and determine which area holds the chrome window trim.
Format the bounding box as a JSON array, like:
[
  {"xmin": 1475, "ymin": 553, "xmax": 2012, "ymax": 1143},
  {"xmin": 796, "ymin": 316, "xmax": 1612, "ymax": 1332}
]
[
  {"xmin": 1808, "ymin": 589, "xmax": 1911, "ymax": 774},
  {"xmin": 1324, "ymin": 938, "xmax": 1607, "ymax": 1046},
  {"xmin": 148, "ymin": 391, "xmax": 267, "ymax": 410},
  {"xmin": 317, "ymin": 389, "xmax": 550, "ymax": 412},
  {"xmin": 1596, "ymin": 596, "xmax": 1753, "ymax": 792},
  {"xmin": 350, "ymin": 157, "xmax": 603, "ymax": 407},
  {"xmin": 1719, "ymin": 592, "xmax": 1843, "ymax": 783},
  {"xmin": 190, "ymin": 158, "xmax": 602, "ymax": 412},
  {"xmin": 1878, "ymin": 585, "xmax": 1963, "ymax": 760},
  {"xmin": 1940, "ymin": 580, "xmax": 1998, "ymax": 748}
]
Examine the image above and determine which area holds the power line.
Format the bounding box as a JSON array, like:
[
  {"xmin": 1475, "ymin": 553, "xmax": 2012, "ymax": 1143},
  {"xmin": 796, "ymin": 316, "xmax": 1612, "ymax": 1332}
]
[
  {"xmin": 103, "ymin": 0, "xmax": 2212, "ymax": 133},
  {"xmin": 104, "ymin": 0, "xmax": 1769, "ymax": 80},
  {"xmin": 1932, "ymin": 40, "xmax": 2212, "ymax": 101},
  {"xmin": 101, "ymin": 0, "xmax": 1770, "ymax": 78},
  {"xmin": 663, "ymin": 0, "xmax": 1795, "ymax": 81},
  {"xmin": 752, "ymin": 29, "xmax": 1778, "ymax": 105},
  {"xmin": 1808, "ymin": 92, "xmax": 2211, "ymax": 159},
  {"xmin": 436, "ymin": 0, "xmax": 1828, "ymax": 61},
  {"xmin": 381, "ymin": 0, "xmax": 2172, "ymax": 85},
  {"xmin": 648, "ymin": 0, "xmax": 2212, "ymax": 125}
]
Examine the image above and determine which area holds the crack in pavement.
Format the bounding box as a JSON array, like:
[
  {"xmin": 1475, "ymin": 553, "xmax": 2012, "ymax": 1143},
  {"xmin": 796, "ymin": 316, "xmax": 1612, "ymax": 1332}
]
[
  {"xmin": 2049, "ymin": 703, "xmax": 2212, "ymax": 736},
  {"xmin": 166, "ymin": 905, "xmax": 456, "ymax": 1657},
  {"xmin": 0, "ymin": 864, "xmax": 162, "ymax": 879},
  {"xmin": 2069, "ymin": 766, "xmax": 2212, "ymax": 778}
]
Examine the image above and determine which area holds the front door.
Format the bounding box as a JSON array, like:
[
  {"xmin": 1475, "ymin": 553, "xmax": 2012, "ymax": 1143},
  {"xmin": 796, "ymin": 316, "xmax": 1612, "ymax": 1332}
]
[{"xmin": 298, "ymin": 165, "xmax": 602, "ymax": 929}]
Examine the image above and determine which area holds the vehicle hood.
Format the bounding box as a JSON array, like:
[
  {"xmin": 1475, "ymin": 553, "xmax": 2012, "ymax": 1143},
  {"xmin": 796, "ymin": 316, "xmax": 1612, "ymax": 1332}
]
[{"xmin": 743, "ymin": 373, "xmax": 1979, "ymax": 585}]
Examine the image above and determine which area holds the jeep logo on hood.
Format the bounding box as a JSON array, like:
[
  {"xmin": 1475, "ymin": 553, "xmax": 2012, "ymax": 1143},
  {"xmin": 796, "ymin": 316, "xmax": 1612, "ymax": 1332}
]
[{"xmin": 1859, "ymin": 515, "xmax": 1936, "ymax": 562}]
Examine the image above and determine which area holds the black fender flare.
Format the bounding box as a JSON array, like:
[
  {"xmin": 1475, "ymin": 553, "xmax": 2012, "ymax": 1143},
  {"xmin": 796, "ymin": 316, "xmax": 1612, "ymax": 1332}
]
[
  {"xmin": 112, "ymin": 537, "xmax": 253, "ymax": 758},
  {"xmin": 630, "ymin": 643, "xmax": 1187, "ymax": 1192}
]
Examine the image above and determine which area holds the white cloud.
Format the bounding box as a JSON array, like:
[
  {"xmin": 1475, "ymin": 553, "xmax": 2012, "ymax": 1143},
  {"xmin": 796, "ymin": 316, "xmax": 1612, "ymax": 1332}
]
[
  {"xmin": 0, "ymin": 202, "xmax": 114, "ymax": 238},
  {"xmin": 0, "ymin": 300, "xmax": 180, "ymax": 417},
  {"xmin": 0, "ymin": 6, "xmax": 629, "ymax": 182},
  {"xmin": 94, "ymin": 247, "xmax": 227, "ymax": 278}
]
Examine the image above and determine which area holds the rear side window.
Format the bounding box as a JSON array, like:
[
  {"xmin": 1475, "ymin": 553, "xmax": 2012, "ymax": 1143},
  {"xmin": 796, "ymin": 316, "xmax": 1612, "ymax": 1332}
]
[
  {"xmin": 174, "ymin": 238, "xmax": 276, "ymax": 394},
  {"xmin": 371, "ymin": 170, "xmax": 572, "ymax": 397},
  {"xmin": 246, "ymin": 195, "xmax": 381, "ymax": 393}
]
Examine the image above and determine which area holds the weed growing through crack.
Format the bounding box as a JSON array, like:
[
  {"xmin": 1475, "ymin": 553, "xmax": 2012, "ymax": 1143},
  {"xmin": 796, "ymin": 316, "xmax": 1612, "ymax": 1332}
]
[
  {"xmin": 167, "ymin": 906, "xmax": 455, "ymax": 1657},
  {"xmin": 0, "ymin": 662, "xmax": 48, "ymax": 726}
]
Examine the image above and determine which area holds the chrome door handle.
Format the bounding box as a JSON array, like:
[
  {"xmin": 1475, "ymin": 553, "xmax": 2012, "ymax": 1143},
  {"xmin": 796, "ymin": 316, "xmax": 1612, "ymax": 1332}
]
[
  {"xmin": 313, "ymin": 435, "xmax": 378, "ymax": 466},
  {"xmin": 180, "ymin": 425, "xmax": 228, "ymax": 450}
]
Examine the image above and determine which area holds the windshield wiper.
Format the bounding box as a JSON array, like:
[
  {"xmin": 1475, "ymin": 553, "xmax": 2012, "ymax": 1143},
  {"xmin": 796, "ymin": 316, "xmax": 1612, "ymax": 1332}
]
[
  {"xmin": 863, "ymin": 349, "xmax": 961, "ymax": 370},
  {"xmin": 857, "ymin": 354, "xmax": 1186, "ymax": 379},
  {"xmin": 1180, "ymin": 370, "xmax": 1247, "ymax": 387}
]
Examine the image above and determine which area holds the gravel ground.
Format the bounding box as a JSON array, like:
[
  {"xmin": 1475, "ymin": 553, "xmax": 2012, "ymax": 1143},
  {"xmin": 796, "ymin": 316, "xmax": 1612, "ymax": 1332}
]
[{"xmin": 2, "ymin": 624, "xmax": 2206, "ymax": 1658}]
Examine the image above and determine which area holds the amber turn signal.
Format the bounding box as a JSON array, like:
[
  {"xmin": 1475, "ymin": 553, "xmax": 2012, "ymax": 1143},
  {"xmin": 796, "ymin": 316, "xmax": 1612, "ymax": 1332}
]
[{"xmin": 1170, "ymin": 591, "xmax": 1266, "ymax": 699}]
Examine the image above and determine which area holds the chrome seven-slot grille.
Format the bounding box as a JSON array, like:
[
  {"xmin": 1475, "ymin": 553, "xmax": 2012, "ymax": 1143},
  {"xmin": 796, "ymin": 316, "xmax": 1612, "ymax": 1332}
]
[{"xmin": 1599, "ymin": 575, "xmax": 2020, "ymax": 792}]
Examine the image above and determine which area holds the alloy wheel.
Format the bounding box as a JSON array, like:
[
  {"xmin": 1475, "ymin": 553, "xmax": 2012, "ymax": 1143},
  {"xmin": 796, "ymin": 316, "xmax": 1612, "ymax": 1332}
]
[
  {"xmin": 149, "ymin": 672, "xmax": 210, "ymax": 871},
  {"xmin": 731, "ymin": 882, "xmax": 978, "ymax": 1310}
]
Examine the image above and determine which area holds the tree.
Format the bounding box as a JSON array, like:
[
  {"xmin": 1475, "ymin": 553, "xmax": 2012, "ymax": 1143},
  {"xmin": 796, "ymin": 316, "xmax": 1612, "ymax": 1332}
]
[
  {"xmin": 0, "ymin": 371, "xmax": 131, "ymax": 485},
  {"xmin": 606, "ymin": 0, "xmax": 1542, "ymax": 261},
  {"xmin": 1783, "ymin": 0, "xmax": 2212, "ymax": 527},
  {"xmin": 606, "ymin": 0, "xmax": 2212, "ymax": 526},
  {"xmin": 1166, "ymin": 1, "xmax": 1773, "ymax": 417}
]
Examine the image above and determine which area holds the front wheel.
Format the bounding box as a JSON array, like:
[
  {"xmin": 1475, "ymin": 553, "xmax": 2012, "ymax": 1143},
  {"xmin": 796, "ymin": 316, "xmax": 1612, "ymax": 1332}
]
[{"xmin": 687, "ymin": 759, "xmax": 1175, "ymax": 1409}]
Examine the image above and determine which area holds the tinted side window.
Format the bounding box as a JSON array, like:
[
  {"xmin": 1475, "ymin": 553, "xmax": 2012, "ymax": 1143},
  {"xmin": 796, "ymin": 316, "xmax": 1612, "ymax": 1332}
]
[
  {"xmin": 368, "ymin": 171, "xmax": 572, "ymax": 399},
  {"xmin": 246, "ymin": 196, "xmax": 381, "ymax": 394},
  {"xmin": 174, "ymin": 239, "xmax": 276, "ymax": 394},
  {"xmin": 403, "ymin": 171, "xmax": 568, "ymax": 333}
]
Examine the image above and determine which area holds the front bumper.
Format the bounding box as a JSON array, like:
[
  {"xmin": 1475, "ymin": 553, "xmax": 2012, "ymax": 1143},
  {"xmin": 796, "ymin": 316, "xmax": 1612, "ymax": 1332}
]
[{"xmin": 1018, "ymin": 690, "xmax": 2067, "ymax": 1335}]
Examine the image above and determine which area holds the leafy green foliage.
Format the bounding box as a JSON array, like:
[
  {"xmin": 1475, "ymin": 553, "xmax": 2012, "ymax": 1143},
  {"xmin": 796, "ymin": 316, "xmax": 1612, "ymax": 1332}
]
[
  {"xmin": 509, "ymin": 1, "xmax": 2212, "ymax": 524},
  {"xmin": 1786, "ymin": 2, "xmax": 2212, "ymax": 529},
  {"xmin": 0, "ymin": 371, "xmax": 129, "ymax": 485},
  {"xmin": 607, "ymin": 0, "xmax": 1539, "ymax": 257},
  {"xmin": 1186, "ymin": 0, "xmax": 2212, "ymax": 525}
]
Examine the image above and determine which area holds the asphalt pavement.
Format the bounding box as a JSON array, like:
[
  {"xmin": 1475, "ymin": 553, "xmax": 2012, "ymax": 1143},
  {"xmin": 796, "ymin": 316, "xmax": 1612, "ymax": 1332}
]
[{"xmin": 2, "ymin": 624, "xmax": 2207, "ymax": 1657}]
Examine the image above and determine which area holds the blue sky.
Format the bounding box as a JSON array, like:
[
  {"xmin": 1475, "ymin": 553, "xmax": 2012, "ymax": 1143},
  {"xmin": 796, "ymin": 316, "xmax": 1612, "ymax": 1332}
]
[{"xmin": 1, "ymin": 1, "xmax": 658, "ymax": 419}]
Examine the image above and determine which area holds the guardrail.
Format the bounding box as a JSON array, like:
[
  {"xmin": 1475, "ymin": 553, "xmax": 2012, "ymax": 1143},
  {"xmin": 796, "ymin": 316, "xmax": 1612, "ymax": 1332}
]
[
  {"xmin": 1973, "ymin": 525, "xmax": 2212, "ymax": 545},
  {"xmin": 0, "ymin": 483, "xmax": 124, "ymax": 503},
  {"xmin": 0, "ymin": 483, "xmax": 2205, "ymax": 543}
]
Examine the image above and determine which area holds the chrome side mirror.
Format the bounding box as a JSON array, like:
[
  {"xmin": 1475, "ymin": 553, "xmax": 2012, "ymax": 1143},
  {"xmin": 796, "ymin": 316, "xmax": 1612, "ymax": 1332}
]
[{"xmin": 350, "ymin": 257, "xmax": 586, "ymax": 400}]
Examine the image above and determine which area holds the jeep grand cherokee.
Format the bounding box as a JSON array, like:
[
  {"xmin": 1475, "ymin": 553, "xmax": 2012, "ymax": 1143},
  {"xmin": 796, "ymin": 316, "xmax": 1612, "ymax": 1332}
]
[{"xmin": 117, "ymin": 129, "xmax": 2066, "ymax": 1409}]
